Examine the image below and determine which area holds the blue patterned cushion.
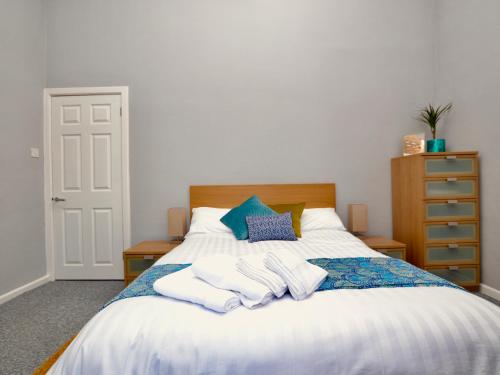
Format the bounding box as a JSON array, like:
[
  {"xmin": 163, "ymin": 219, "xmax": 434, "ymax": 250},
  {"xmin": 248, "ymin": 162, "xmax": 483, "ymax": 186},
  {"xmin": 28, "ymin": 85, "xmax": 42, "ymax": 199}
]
[
  {"xmin": 246, "ymin": 212, "xmax": 297, "ymax": 243},
  {"xmin": 221, "ymin": 195, "xmax": 277, "ymax": 240}
]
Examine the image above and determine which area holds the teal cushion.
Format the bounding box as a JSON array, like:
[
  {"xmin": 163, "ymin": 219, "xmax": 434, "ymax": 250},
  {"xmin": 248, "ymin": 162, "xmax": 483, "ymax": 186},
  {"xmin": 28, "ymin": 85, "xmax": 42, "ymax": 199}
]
[{"xmin": 220, "ymin": 195, "xmax": 277, "ymax": 240}]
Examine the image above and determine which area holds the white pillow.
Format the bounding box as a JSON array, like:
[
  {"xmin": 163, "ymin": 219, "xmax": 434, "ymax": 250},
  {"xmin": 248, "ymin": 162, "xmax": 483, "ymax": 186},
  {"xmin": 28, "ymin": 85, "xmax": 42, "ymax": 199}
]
[
  {"xmin": 300, "ymin": 208, "xmax": 346, "ymax": 232},
  {"xmin": 186, "ymin": 207, "xmax": 231, "ymax": 236}
]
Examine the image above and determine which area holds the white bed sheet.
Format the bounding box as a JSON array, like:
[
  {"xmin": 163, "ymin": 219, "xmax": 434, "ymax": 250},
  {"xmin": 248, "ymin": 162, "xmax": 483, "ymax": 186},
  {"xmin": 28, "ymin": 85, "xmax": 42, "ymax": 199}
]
[{"xmin": 48, "ymin": 230, "xmax": 500, "ymax": 375}]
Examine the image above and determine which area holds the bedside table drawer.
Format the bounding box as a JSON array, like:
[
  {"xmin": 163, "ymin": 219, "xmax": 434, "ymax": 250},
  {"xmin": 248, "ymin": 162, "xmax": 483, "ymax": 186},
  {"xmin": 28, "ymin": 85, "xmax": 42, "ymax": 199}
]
[
  {"xmin": 125, "ymin": 256, "xmax": 161, "ymax": 276},
  {"xmin": 424, "ymin": 222, "xmax": 478, "ymax": 243},
  {"xmin": 424, "ymin": 156, "xmax": 476, "ymax": 176},
  {"xmin": 378, "ymin": 248, "xmax": 405, "ymax": 260},
  {"xmin": 425, "ymin": 179, "xmax": 477, "ymax": 198},
  {"xmin": 425, "ymin": 266, "xmax": 479, "ymax": 286},
  {"xmin": 425, "ymin": 244, "xmax": 479, "ymax": 266}
]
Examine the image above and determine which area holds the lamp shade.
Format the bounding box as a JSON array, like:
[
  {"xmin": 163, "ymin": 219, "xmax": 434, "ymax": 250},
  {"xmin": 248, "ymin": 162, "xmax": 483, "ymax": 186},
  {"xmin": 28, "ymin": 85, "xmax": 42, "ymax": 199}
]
[
  {"xmin": 348, "ymin": 204, "xmax": 368, "ymax": 234},
  {"xmin": 168, "ymin": 207, "xmax": 187, "ymax": 238}
]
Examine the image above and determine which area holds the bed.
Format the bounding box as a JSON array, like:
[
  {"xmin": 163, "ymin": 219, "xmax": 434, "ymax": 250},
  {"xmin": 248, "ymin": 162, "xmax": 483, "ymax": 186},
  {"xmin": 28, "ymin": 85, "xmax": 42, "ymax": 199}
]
[{"xmin": 48, "ymin": 184, "xmax": 500, "ymax": 375}]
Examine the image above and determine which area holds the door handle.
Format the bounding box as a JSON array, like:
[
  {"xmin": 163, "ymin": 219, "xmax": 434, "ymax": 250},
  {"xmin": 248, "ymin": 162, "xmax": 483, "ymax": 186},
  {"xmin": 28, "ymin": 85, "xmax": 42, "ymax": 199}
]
[{"xmin": 52, "ymin": 197, "xmax": 66, "ymax": 202}]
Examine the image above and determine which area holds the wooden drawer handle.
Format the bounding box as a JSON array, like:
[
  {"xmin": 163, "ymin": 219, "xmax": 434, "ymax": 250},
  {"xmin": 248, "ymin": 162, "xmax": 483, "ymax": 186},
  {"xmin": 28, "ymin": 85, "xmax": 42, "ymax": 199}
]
[
  {"xmin": 446, "ymin": 177, "xmax": 458, "ymax": 182},
  {"xmin": 447, "ymin": 222, "xmax": 458, "ymax": 227},
  {"xmin": 143, "ymin": 255, "xmax": 154, "ymax": 260},
  {"xmin": 448, "ymin": 266, "xmax": 459, "ymax": 271},
  {"xmin": 447, "ymin": 200, "xmax": 458, "ymax": 204},
  {"xmin": 445, "ymin": 155, "xmax": 457, "ymax": 160},
  {"xmin": 448, "ymin": 244, "xmax": 459, "ymax": 249}
]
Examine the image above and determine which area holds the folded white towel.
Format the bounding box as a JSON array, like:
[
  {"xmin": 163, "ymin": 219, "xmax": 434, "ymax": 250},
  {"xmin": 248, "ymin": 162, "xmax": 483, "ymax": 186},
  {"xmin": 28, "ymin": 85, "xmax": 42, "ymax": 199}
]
[
  {"xmin": 236, "ymin": 254, "xmax": 287, "ymax": 298},
  {"xmin": 264, "ymin": 249, "xmax": 328, "ymax": 300},
  {"xmin": 153, "ymin": 267, "xmax": 241, "ymax": 313},
  {"xmin": 191, "ymin": 255, "xmax": 273, "ymax": 308}
]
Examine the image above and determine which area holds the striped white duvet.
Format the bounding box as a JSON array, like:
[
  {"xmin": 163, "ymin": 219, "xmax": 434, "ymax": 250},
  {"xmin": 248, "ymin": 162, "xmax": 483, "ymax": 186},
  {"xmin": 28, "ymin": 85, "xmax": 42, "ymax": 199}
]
[{"xmin": 48, "ymin": 230, "xmax": 500, "ymax": 375}]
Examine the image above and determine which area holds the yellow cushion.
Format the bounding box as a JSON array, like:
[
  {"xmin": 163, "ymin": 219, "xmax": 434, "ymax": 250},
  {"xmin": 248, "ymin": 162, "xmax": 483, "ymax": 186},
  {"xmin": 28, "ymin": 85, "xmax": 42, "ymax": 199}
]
[{"xmin": 268, "ymin": 203, "xmax": 305, "ymax": 238}]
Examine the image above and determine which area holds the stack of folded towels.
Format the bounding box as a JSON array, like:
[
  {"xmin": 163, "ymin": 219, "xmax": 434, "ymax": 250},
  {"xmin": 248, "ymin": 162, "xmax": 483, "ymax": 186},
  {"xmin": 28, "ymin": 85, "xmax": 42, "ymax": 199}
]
[
  {"xmin": 191, "ymin": 255, "xmax": 273, "ymax": 308},
  {"xmin": 153, "ymin": 267, "xmax": 241, "ymax": 313},
  {"xmin": 262, "ymin": 249, "xmax": 328, "ymax": 301},
  {"xmin": 153, "ymin": 250, "xmax": 328, "ymax": 313},
  {"xmin": 236, "ymin": 254, "xmax": 287, "ymax": 298}
]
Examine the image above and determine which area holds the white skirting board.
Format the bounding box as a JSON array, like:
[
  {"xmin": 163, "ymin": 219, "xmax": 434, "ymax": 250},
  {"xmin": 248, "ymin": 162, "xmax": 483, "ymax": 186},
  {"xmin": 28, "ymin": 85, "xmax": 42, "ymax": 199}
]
[
  {"xmin": 0, "ymin": 274, "xmax": 51, "ymax": 305},
  {"xmin": 480, "ymin": 283, "xmax": 500, "ymax": 302}
]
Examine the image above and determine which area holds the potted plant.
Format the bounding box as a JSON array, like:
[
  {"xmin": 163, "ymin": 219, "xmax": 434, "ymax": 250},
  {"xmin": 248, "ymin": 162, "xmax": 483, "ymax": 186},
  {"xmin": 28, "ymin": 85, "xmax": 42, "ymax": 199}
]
[{"xmin": 418, "ymin": 103, "xmax": 452, "ymax": 152}]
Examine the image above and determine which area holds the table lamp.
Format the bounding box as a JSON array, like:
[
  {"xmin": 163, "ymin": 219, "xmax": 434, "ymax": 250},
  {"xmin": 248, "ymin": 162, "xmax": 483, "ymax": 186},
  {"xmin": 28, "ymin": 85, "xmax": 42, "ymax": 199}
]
[
  {"xmin": 348, "ymin": 204, "xmax": 368, "ymax": 236},
  {"xmin": 168, "ymin": 207, "xmax": 187, "ymax": 243}
]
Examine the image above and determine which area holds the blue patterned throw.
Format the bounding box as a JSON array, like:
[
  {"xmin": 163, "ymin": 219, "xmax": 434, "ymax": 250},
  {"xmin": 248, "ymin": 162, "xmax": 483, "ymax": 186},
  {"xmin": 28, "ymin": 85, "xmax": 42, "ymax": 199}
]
[
  {"xmin": 309, "ymin": 257, "xmax": 461, "ymax": 291},
  {"xmin": 104, "ymin": 257, "xmax": 460, "ymax": 309},
  {"xmin": 103, "ymin": 263, "xmax": 190, "ymax": 309}
]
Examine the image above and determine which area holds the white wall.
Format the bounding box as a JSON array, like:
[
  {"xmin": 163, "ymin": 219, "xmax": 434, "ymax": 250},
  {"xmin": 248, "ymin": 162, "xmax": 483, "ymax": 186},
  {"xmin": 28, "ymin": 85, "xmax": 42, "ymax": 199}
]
[
  {"xmin": 0, "ymin": 0, "xmax": 46, "ymax": 295},
  {"xmin": 45, "ymin": 0, "xmax": 435, "ymax": 242},
  {"xmin": 435, "ymin": 0, "xmax": 500, "ymax": 290}
]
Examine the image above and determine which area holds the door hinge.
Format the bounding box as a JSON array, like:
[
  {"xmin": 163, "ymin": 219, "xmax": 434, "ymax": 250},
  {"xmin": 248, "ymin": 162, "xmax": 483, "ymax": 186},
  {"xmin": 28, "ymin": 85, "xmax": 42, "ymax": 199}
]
[{"xmin": 120, "ymin": 107, "xmax": 122, "ymax": 117}]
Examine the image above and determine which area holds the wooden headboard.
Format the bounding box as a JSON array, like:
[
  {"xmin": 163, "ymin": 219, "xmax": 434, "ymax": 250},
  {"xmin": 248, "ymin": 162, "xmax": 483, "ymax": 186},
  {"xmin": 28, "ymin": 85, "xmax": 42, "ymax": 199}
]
[{"xmin": 190, "ymin": 183, "xmax": 335, "ymax": 215}]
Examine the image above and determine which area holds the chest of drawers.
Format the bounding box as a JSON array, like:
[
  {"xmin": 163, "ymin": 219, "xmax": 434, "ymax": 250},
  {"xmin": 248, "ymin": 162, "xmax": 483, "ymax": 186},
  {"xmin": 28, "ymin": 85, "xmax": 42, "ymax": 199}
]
[{"xmin": 391, "ymin": 151, "xmax": 480, "ymax": 290}]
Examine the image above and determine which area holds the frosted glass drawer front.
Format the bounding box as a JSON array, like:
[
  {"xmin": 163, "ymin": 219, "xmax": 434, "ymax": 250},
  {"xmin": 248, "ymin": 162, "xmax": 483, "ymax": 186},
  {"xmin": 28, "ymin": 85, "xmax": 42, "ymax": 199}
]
[
  {"xmin": 425, "ymin": 244, "xmax": 478, "ymax": 265},
  {"xmin": 425, "ymin": 223, "xmax": 477, "ymax": 242},
  {"xmin": 425, "ymin": 157, "xmax": 475, "ymax": 176},
  {"xmin": 126, "ymin": 257, "xmax": 158, "ymax": 276},
  {"xmin": 425, "ymin": 180, "xmax": 476, "ymax": 198},
  {"xmin": 378, "ymin": 249, "xmax": 405, "ymax": 260},
  {"xmin": 425, "ymin": 201, "xmax": 477, "ymax": 220},
  {"xmin": 385, "ymin": 249, "xmax": 405, "ymax": 260},
  {"xmin": 426, "ymin": 267, "xmax": 478, "ymax": 286}
]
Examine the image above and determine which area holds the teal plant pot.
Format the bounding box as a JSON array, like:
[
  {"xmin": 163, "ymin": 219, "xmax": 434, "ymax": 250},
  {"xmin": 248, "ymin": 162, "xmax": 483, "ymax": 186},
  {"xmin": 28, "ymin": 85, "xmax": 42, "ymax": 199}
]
[{"xmin": 426, "ymin": 139, "xmax": 446, "ymax": 152}]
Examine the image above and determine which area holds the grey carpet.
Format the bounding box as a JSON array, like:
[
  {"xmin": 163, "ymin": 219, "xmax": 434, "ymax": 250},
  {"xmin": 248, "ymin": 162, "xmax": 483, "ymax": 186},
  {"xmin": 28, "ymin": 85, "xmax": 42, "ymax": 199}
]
[
  {"xmin": 0, "ymin": 281, "xmax": 123, "ymax": 375},
  {"xmin": 0, "ymin": 282, "xmax": 498, "ymax": 375}
]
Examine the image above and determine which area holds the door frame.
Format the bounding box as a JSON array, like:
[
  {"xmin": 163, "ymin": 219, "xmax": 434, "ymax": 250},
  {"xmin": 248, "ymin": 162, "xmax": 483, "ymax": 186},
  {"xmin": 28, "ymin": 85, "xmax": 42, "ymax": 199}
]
[{"xmin": 43, "ymin": 86, "xmax": 131, "ymax": 281}]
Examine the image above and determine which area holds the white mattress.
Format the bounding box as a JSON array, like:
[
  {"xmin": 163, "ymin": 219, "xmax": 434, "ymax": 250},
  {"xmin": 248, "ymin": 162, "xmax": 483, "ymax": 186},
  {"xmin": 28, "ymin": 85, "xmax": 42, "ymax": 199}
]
[{"xmin": 48, "ymin": 230, "xmax": 500, "ymax": 375}]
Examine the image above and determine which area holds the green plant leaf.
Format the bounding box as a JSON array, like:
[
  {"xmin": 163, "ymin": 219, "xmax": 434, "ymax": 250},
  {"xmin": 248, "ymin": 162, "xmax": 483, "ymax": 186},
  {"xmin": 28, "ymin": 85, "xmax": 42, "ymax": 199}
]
[{"xmin": 417, "ymin": 102, "xmax": 452, "ymax": 139}]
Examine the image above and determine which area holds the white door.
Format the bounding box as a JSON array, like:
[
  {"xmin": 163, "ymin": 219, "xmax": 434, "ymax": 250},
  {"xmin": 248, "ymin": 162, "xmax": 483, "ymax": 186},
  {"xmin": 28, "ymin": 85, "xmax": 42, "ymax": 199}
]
[{"xmin": 51, "ymin": 94, "xmax": 124, "ymax": 279}]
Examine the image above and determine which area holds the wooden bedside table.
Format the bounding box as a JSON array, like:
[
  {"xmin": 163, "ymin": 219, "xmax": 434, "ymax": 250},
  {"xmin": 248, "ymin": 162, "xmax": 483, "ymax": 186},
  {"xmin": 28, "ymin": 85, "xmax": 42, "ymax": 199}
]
[
  {"xmin": 123, "ymin": 241, "xmax": 179, "ymax": 285},
  {"xmin": 361, "ymin": 236, "xmax": 407, "ymax": 261}
]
